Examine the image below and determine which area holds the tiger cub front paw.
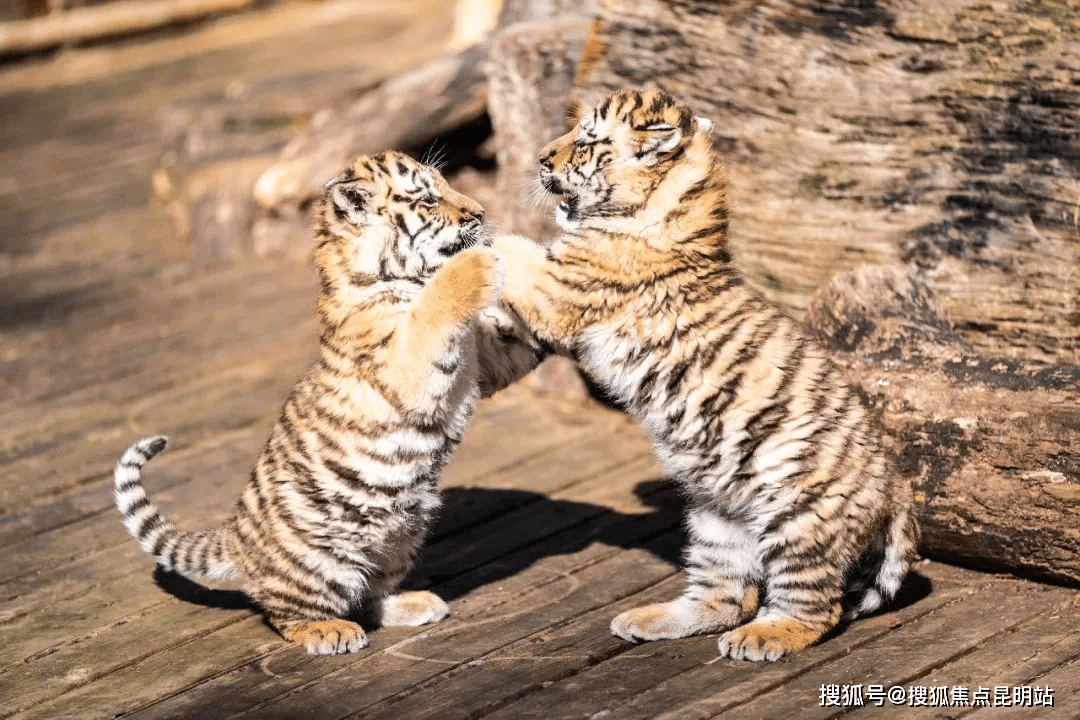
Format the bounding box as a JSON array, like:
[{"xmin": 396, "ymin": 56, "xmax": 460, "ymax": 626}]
[
  {"xmin": 611, "ymin": 601, "xmax": 698, "ymax": 642},
  {"xmin": 282, "ymin": 619, "xmax": 368, "ymax": 655},
  {"xmin": 376, "ymin": 591, "xmax": 450, "ymax": 627},
  {"xmin": 438, "ymin": 247, "xmax": 504, "ymax": 315}
]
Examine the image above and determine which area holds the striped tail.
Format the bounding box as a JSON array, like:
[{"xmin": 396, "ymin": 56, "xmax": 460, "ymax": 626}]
[
  {"xmin": 113, "ymin": 436, "xmax": 238, "ymax": 581},
  {"xmin": 845, "ymin": 503, "xmax": 920, "ymax": 620}
]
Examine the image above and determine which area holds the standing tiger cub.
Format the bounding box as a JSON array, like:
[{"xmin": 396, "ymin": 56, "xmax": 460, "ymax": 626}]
[
  {"xmin": 114, "ymin": 151, "xmax": 541, "ymax": 655},
  {"xmin": 493, "ymin": 88, "xmax": 918, "ymax": 661}
]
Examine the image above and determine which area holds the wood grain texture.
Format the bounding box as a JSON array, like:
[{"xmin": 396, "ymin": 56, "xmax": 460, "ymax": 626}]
[
  {"xmin": 0, "ymin": 0, "xmax": 258, "ymax": 58},
  {"xmin": 576, "ymin": 0, "xmax": 1080, "ymax": 366},
  {"xmin": 3, "ymin": 6, "xmax": 1078, "ymax": 717},
  {"xmin": 808, "ymin": 264, "xmax": 1080, "ymax": 585}
]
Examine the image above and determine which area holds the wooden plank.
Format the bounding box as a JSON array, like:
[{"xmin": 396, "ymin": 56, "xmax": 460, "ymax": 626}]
[
  {"xmin": 23, "ymin": 551, "xmax": 674, "ymax": 720},
  {"xmin": 0, "ymin": 405, "xmax": 644, "ymax": 668},
  {"xmin": 965, "ymin": 657, "xmax": 1080, "ymax": 719},
  {"xmin": 671, "ymin": 583, "xmax": 1075, "ymax": 720},
  {"xmin": 0, "ymin": 3, "xmax": 439, "ymax": 149},
  {"xmin": 17, "ymin": 463, "xmax": 677, "ymax": 719},
  {"xmin": 1, "ymin": 301, "xmax": 314, "ymax": 450},
  {"xmin": 0, "ymin": 599, "xmax": 258, "ymax": 718},
  {"xmin": 856, "ymin": 597, "xmax": 1080, "ymax": 719},
  {"xmin": 0, "ymin": 425, "xmax": 641, "ymax": 715},
  {"xmin": 0, "ymin": 2, "xmax": 448, "ymax": 251},
  {"xmin": 0, "ymin": 0, "xmax": 439, "ymax": 95},
  {"xmin": 583, "ymin": 563, "xmax": 994, "ymax": 720},
  {"xmin": 0, "ymin": 391, "xmax": 609, "ymax": 548},
  {"xmin": 222, "ymin": 537, "xmax": 683, "ymax": 720},
  {"xmin": 101, "ymin": 454, "xmax": 671, "ymax": 719},
  {"xmin": 0, "ymin": 392, "xmax": 595, "ymax": 605},
  {"xmin": 0, "ymin": 338, "xmax": 312, "ymax": 516},
  {"xmin": 0, "ymin": 260, "xmax": 316, "ymax": 412},
  {"xmin": 477, "ymin": 565, "xmax": 982, "ymax": 720},
  {"xmin": 3, "ymin": 615, "xmax": 274, "ymax": 720},
  {"xmin": 352, "ymin": 575, "xmax": 688, "ymax": 720},
  {"xmin": 0, "ymin": 428, "xmax": 648, "ymax": 676}
]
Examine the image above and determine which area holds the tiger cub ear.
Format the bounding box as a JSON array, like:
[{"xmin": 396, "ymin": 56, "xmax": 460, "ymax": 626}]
[
  {"xmin": 695, "ymin": 116, "xmax": 715, "ymax": 135},
  {"xmin": 638, "ymin": 123, "xmax": 683, "ymax": 157},
  {"xmin": 328, "ymin": 183, "xmax": 370, "ymax": 224}
]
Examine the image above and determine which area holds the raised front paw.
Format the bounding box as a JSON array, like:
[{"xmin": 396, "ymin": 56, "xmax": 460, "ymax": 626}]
[
  {"xmin": 283, "ymin": 619, "xmax": 368, "ymax": 655},
  {"xmin": 490, "ymin": 233, "xmax": 539, "ymax": 257},
  {"xmin": 718, "ymin": 618, "xmax": 822, "ymax": 662},
  {"xmin": 438, "ymin": 246, "xmax": 504, "ymax": 313},
  {"xmin": 611, "ymin": 601, "xmax": 697, "ymax": 642},
  {"xmin": 376, "ymin": 590, "xmax": 450, "ymax": 627}
]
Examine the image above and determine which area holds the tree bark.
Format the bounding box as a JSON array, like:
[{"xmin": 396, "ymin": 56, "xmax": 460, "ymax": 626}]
[
  {"xmin": 250, "ymin": 41, "xmax": 491, "ymax": 214},
  {"xmin": 153, "ymin": 67, "xmax": 378, "ymax": 261},
  {"xmin": 808, "ymin": 265, "xmax": 1080, "ymax": 585},
  {"xmin": 575, "ymin": 0, "xmax": 1080, "ymax": 367},
  {"xmin": 568, "ymin": 0, "xmax": 1080, "ymax": 582},
  {"xmin": 486, "ymin": 17, "xmax": 594, "ymax": 241},
  {"xmin": 486, "ymin": 13, "xmax": 599, "ymax": 400},
  {"xmin": 0, "ymin": 0, "xmax": 259, "ymax": 57}
]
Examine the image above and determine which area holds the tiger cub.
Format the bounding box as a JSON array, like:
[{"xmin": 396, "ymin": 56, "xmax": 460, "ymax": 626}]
[
  {"xmin": 114, "ymin": 151, "xmax": 541, "ymax": 655},
  {"xmin": 492, "ymin": 88, "xmax": 918, "ymax": 661}
]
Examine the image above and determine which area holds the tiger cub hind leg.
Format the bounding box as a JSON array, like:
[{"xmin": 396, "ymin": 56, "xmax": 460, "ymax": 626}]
[
  {"xmin": 719, "ymin": 549, "xmax": 846, "ymax": 661},
  {"xmin": 374, "ymin": 590, "xmax": 450, "ymax": 627},
  {"xmin": 253, "ymin": 579, "xmax": 368, "ymax": 655},
  {"xmin": 612, "ymin": 507, "xmax": 760, "ymax": 642},
  {"xmin": 611, "ymin": 584, "xmax": 759, "ymax": 642}
]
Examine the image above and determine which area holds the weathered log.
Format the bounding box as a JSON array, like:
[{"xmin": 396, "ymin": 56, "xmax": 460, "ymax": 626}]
[
  {"xmin": 249, "ymin": 0, "xmax": 593, "ymax": 245},
  {"xmin": 575, "ymin": 0, "xmax": 1080, "ymax": 367},
  {"xmin": 486, "ymin": 14, "xmax": 599, "ymax": 399},
  {"xmin": 448, "ymin": 0, "xmax": 502, "ymax": 51},
  {"xmin": 486, "ymin": 17, "xmax": 595, "ymax": 241},
  {"xmin": 0, "ymin": 0, "xmax": 259, "ymax": 57},
  {"xmin": 251, "ymin": 41, "xmax": 491, "ymax": 213},
  {"xmin": 808, "ymin": 265, "xmax": 1080, "ymax": 585},
  {"xmin": 153, "ymin": 67, "xmax": 378, "ymax": 261}
]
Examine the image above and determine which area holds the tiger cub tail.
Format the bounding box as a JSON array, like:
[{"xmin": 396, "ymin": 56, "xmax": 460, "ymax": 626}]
[
  {"xmin": 113, "ymin": 436, "xmax": 238, "ymax": 581},
  {"xmin": 845, "ymin": 500, "xmax": 920, "ymax": 620}
]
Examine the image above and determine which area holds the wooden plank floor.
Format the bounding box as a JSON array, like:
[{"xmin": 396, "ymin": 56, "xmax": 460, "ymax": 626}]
[{"xmin": 2, "ymin": 5, "xmax": 1079, "ymax": 719}]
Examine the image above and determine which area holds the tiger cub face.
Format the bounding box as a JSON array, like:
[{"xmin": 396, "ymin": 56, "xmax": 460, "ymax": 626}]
[
  {"xmin": 320, "ymin": 150, "xmax": 487, "ymax": 280},
  {"xmin": 538, "ymin": 87, "xmax": 714, "ymax": 232}
]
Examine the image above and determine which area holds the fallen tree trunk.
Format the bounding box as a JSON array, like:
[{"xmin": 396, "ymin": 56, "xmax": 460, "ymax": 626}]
[
  {"xmin": 575, "ymin": 0, "xmax": 1080, "ymax": 367},
  {"xmin": 250, "ymin": 42, "xmax": 491, "ymax": 214},
  {"xmin": 153, "ymin": 67, "xmax": 379, "ymax": 261},
  {"xmin": 487, "ymin": 17, "xmax": 595, "ymax": 241},
  {"xmin": 0, "ymin": 0, "xmax": 258, "ymax": 57},
  {"xmin": 486, "ymin": 14, "xmax": 599, "ymax": 400},
  {"xmin": 250, "ymin": 0, "xmax": 589, "ymax": 226},
  {"xmin": 808, "ymin": 265, "xmax": 1080, "ymax": 585}
]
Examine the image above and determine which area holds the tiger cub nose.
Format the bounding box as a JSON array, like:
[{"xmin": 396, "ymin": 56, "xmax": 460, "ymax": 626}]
[{"xmin": 538, "ymin": 149, "xmax": 556, "ymax": 171}]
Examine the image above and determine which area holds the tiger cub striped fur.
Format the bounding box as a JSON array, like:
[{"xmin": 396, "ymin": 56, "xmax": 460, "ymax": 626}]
[
  {"xmin": 114, "ymin": 151, "xmax": 541, "ymax": 655},
  {"xmin": 492, "ymin": 88, "xmax": 919, "ymax": 661}
]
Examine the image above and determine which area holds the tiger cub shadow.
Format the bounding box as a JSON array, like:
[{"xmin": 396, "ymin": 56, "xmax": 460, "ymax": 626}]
[
  {"xmin": 407, "ymin": 480, "xmax": 932, "ymax": 630},
  {"xmin": 156, "ymin": 479, "xmax": 932, "ymax": 631}
]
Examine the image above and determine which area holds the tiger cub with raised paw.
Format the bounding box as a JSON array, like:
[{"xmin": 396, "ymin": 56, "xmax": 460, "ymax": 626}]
[
  {"xmin": 492, "ymin": 88, "xmax": 918, "ymax": 662},
  {"xmin": 114, "ymin": 151, "xmax": 542, "ymax": 655}
]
